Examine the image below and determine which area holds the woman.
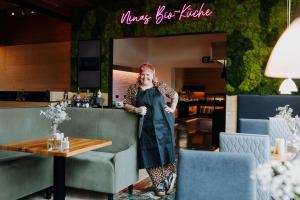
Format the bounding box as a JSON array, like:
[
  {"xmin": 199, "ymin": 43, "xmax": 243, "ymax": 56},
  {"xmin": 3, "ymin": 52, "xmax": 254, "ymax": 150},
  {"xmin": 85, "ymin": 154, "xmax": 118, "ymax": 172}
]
[{"xmin": 123, "ymin": 63, "xmax": 179, "ymax": 196}]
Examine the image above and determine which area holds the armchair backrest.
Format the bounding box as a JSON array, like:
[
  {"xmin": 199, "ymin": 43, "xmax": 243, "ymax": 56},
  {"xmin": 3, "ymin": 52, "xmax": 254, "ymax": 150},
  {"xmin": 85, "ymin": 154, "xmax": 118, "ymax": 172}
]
[
  {"xmin": 176, "ymin": 149, "xmax": 256, "ymax": 200},
  {"xmin": 219, "ymin": 132, "xmax": 271, "ymax": 200},
  {"xmin": 269, "ymin": 117, "xmax": 291, "ymax": 146}
]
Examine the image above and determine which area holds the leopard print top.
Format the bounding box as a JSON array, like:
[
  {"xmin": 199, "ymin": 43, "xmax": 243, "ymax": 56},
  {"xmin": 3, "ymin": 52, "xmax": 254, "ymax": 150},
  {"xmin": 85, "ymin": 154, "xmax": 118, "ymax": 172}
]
[{"xmin": 123, "ymin": 81, "xmax": 177, "ymax": 112}]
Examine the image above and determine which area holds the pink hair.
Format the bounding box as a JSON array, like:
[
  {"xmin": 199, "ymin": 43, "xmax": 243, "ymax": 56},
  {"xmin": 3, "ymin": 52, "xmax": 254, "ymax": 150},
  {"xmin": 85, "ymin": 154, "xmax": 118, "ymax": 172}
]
[
  {"xmin": 138, "ymin": 63, "xmax": 155, "ymax": 74},
  {"xmin": 137, "ymin": 63, "xmax": 158, "ymax": 83}
]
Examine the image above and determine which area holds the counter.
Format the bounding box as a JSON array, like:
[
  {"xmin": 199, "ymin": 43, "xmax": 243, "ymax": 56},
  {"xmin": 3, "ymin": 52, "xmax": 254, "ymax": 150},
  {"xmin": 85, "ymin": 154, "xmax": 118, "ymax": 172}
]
[{"xmin": 0, "ymin": 101, "xmax": 50, "ymax": 108}]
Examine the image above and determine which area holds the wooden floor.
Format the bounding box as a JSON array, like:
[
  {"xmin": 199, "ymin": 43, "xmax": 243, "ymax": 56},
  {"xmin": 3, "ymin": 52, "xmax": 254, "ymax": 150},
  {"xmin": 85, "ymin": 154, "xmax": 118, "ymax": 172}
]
[
  {"xmin": 175, "ymin": 117, "xmax": 215, "ymax": 150},
  {"xmin": 21, "ymin": 169, "xmax": 150, "ymax": 200}
]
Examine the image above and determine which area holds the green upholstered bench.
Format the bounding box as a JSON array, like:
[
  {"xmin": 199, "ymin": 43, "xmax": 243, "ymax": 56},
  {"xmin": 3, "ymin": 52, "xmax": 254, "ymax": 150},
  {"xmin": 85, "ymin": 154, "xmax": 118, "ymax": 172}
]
[
  {"xmin": 61, "ymin": 108, "xmax": 139, "ymax": 200},
  {"xmin": 0, "ymin": 107, "xmax": 139, "ymax": 200},
  {"xmin": 0, "ymin": 107, "xmax": 54, "ymax": 200}
]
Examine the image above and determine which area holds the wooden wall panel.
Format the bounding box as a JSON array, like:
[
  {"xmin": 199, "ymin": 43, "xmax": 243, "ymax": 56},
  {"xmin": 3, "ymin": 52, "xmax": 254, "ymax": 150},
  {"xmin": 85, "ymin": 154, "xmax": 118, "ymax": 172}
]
[
  {"xmin": 0, "ymin": 14, "xmax": 70, "ymax": 45},
  {"xmin": 0, "ymin": 42, "xmax": 70, "ymax": 91}
]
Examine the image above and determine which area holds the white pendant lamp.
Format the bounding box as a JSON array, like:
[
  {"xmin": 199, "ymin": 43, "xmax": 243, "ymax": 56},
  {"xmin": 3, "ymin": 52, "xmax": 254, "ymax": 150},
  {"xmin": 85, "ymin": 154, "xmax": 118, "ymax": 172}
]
[
  {"xmin": 264, "ymin": 0, "xmax": 300, "ymax": 94},
  {"xmin": 279, "ymin": 78, "xmax": 298, "ymax": 94}
]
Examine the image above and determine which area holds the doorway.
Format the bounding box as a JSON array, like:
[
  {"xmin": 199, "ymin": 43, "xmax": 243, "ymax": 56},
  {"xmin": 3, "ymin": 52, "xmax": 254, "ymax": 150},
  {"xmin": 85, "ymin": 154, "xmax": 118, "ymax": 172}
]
[{"xmin": 111, "ymin": 32, "xmax": 226, "ymax": 150}]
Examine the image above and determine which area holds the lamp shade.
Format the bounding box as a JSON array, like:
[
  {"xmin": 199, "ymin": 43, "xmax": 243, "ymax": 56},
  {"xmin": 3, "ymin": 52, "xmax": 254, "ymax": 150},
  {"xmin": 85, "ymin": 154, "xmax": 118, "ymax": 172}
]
[{"xmin": 265, "ymin": 18, "xmax": 300, "ymax": 78}]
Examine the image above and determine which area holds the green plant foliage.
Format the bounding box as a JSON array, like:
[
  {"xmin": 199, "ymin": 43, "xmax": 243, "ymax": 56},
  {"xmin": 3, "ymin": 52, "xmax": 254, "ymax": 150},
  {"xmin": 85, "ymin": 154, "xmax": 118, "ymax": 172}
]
[{"xmin": 71, "ymin": 0, "xmax": 300, "ymax": 95}]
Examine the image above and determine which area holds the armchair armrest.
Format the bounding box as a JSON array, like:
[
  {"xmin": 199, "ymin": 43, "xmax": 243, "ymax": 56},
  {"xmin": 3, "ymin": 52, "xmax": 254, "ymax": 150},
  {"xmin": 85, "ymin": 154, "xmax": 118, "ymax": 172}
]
[{"xmin": 113, "ymin": 144, "xmax": 139, "ymax": 192}]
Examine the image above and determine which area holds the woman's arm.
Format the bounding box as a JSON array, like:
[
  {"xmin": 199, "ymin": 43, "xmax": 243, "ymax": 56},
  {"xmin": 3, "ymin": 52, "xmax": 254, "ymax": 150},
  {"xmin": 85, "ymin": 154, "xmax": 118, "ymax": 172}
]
[
  {"xmin": 169, "ymin": 92, "xmax": 179, "ymax": 112},
  {"xmin": 124, "ymin": 103, "xmax": 137, "ymax": 113},
  {"xmin": 123, "ymin": 85, "xmax": 147, "ymax": 115},
  {"xmin": 124, "ymin": 104, "xmax": 147, "ymax": 115},
  {"xmin": 159, "ymin": 82, "xmax": 179, "ymax": 113}
]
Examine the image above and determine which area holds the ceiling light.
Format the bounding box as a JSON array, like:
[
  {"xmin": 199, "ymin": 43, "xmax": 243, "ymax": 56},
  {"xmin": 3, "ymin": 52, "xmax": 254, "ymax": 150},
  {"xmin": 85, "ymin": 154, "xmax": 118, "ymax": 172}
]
[{"xmin": 264, "ymin": 0, "xmax": 300, "ymax": 94}]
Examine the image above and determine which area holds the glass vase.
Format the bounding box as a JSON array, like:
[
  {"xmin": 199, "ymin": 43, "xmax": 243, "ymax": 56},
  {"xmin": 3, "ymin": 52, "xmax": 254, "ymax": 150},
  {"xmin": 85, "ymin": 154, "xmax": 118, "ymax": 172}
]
[
  {"xmin": 52, "ymin": 122, "xmax": 58, "ymax": 134},
  {"xmin": 286, "ymin": 133, "xmax": 300, "ymax": 153},
  {"xmin": 48, "ymin": 122, "xmax": 60, "ymax": 150}
]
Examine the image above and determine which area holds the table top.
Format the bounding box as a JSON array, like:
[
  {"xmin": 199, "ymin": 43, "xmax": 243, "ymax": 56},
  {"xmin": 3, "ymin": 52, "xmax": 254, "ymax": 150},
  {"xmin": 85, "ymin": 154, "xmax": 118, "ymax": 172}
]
[
  {"xmin": 272, "ymin": 152, "xmax": 298, "ymax": 162},
  {"xmin": 0, "ymin": 137, "xmax": 112, "ymax": 157}
]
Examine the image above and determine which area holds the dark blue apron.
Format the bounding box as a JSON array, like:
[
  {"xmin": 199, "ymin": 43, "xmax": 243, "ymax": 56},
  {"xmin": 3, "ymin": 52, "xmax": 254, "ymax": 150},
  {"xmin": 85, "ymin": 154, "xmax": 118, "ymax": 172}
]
[{"xmin": 136, "ymin": 87, "xmax": 175, "ymax": 169}]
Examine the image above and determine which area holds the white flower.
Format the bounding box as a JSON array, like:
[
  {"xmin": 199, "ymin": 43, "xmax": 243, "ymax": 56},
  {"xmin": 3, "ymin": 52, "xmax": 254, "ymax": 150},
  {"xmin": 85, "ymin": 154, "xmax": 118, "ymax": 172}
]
[
  {"xmin": 40, "ymin": 103, "xmax": 71, "ymax": 125},
  {"xmin": 256, "ymin": 160, "xmax": 300, "ymax": 200},
  {"xmin": 276, "ymin": 105, "xmax": 297, "ymax": 134}
]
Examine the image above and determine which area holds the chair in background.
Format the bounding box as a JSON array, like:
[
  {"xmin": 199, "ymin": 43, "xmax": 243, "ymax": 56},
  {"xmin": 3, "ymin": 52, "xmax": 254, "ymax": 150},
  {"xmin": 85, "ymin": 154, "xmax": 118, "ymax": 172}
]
[
  {"xmin": 219, "ymin": 132, "xmax": 271, "ymax": 200},
  {"xmin": 239, "ymin": 118, "xmax": 269, "ymax": 135},
  {"xmin": 176, "ymin": 149, "xmax": 256, "ymax": 200}
]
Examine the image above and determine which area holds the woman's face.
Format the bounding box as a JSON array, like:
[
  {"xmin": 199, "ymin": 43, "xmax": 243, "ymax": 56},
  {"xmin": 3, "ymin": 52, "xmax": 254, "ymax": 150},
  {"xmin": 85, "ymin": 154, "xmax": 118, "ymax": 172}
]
[{"xmin": 139, "ymin": 69, "xmax": 154, "ymax": 85}]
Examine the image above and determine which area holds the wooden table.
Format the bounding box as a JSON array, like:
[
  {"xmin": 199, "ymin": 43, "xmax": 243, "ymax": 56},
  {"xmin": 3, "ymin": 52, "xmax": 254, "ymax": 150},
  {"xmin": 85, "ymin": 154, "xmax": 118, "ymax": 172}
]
[
  {"xmin": 0, "ymin": 137, "xmax": 112, "ymax": 200},
  {"xmin": 272, "ymin": 152, "xmax": 298, "ymax": 161}
]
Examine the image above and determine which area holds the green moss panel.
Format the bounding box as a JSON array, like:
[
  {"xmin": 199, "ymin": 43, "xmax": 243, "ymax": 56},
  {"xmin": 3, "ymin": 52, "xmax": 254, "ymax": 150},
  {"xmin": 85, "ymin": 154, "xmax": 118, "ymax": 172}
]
[{"xmin": 71, "ymin": 0, "xmax": 300, "ymax": 95}]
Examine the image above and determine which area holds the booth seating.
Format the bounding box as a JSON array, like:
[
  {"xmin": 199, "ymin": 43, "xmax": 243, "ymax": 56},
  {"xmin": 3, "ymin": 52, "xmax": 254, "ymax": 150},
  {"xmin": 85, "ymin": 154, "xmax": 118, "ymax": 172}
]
[
  {"xmin": 0, "ymin": 107, "xmax": 139, "ymax": 200},
  {"xmin": 239, "ymin": 118, "xmax": 269, "ymax": 135}
]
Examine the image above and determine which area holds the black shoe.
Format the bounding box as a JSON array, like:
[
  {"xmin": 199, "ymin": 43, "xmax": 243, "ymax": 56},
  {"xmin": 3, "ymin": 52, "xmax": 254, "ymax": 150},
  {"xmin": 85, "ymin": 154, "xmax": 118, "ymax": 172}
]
[
  {"xmin": 155, "ymin": 180, "xmax": 167, "ymax": 196},
  {"xmin": 166, "ymin": 173, "xmax": 176, "ymax": 194}
]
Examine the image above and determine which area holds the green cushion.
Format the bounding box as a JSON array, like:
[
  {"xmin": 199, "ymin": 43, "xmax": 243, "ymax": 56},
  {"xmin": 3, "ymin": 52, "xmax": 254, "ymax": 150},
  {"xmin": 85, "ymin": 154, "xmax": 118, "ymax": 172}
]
[
  {"xmin": 66, "ymin": 151, "xmax": 116, "ymax": 193},
  {"xmin": 0, "ymin": 154, "xmax": 53, "ymax": 200}
]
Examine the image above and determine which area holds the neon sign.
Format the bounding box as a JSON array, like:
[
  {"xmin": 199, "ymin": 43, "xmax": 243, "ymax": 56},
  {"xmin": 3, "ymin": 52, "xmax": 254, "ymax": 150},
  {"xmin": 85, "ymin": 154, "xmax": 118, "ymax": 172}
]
[{"xmin": 121, "ymin": 3, "xmax": 213, "ymax": 25}]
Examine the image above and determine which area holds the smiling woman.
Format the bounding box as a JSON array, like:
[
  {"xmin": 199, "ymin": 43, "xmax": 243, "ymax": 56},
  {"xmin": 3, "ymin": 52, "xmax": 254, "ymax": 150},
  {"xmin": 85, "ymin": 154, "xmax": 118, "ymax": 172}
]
[{"xmin": 123, "ymin": 63, "xmax": 179, "ymax": 196}]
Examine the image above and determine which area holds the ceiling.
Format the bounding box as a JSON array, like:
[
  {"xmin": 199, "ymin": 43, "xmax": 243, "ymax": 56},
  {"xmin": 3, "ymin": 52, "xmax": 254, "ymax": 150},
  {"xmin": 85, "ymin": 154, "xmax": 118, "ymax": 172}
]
[{"xmin": 0, "ymin": 0, "xmax": 97, "ymax": 22}]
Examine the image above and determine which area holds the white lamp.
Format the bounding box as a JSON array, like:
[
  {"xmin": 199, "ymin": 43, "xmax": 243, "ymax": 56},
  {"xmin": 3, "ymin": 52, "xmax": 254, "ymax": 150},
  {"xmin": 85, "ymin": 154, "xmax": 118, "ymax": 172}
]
[
  {"xmin": 264, "ymin": 1, "xmax": 300, "ymax": 94},
  {"xmin": 279, "ymin": 78, "xmax": 298, "ymax": 94}
]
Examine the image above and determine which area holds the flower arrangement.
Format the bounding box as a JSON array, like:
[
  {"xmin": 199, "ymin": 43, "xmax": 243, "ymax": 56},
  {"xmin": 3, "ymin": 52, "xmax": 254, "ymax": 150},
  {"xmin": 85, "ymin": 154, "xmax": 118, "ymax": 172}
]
[
  {"xmin": 40, "ymin": 103, "xmax": 71, "ymax": 125},
  {"xmin": 256, "ymin": 160, "xmax": 300, "ymax": 200},
  {"xmin": 275, "ymin": 105, "xmax": 300, "ymax": 151},
  {"xmin": 276, "ymin": 105, "xmax": 298, "ymax": 134}
]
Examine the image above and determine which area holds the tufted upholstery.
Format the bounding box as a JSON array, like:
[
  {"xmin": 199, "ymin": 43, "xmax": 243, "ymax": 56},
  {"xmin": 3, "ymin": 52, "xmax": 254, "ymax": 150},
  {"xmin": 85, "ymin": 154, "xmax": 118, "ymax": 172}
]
[
  {"xmin": 239, "ymin": 118, "xmax": 269, "ymax": 135},
  {"xmin": 269, "ymin": 117, "xmax": 292, "ymax": 146},
  {"xmin": 176, "ymin": 149, "xmax": 256, "ymax": 200},
  {"xmin": 220, "ymin": 132, "xmax": 271, "ymax": 200}
]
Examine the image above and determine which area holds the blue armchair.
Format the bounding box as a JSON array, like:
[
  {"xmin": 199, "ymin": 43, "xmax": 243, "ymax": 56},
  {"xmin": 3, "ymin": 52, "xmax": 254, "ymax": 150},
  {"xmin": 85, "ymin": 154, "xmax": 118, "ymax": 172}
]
[
  {"xmin": 269, "ymin": 117, "xmax": 292, "ymax": 146},
  {"xmin": 176, "ymin": 149, "xmax": 256, "ymax": 200},
  {"xmin": 219, "ymin": 132, "xmax": 271, "ymax": 200}
]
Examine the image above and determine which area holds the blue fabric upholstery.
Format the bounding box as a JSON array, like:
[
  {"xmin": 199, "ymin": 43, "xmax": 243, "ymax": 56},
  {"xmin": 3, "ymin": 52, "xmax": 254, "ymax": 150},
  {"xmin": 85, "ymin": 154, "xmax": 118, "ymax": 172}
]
[
  {"xmin": 238, "ymin": 95, "xmax": 300, "ymax": 119},
  {"xmin": 269, "ymin": 117, "xmax": 291, "ymax": 146},
  {"xmin": 219, "ymin": 132, "xmax": 271, "ymax": 200},
  {"xmin": 176, "ymin": 149, "xmax": 256, "ymax": 200},
  {"xmin": 239, "ymin": 118, "xmax": 269, "ymax": 135}
]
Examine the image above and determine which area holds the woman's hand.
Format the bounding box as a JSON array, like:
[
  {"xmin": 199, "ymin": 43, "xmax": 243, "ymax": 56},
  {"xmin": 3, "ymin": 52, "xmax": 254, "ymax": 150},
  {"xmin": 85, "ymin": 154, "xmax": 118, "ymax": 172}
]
[
  {"xmin": 135, "ymin": 106, "xmax": 147, "ymax": 116},
  {"xmin": 164, "ymin": 105, "xmax": 175, "ymax": 113}
]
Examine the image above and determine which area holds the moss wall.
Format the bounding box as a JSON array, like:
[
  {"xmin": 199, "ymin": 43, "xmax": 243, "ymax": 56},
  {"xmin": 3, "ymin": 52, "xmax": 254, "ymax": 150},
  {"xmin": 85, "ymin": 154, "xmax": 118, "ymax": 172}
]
[{"xmin": 71, "ymin": 0, "xmax": 300, "ymax": 95}]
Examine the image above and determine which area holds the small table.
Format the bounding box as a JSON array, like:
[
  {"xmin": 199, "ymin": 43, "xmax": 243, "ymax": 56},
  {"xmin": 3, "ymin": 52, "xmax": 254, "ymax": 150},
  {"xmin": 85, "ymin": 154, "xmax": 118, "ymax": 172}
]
[
  {"xmin": 0, "ymin": 137, "xmax": 112, "ymax": 200},
  {"xmin": 272, "ymin": 152, "xmax": 298, "ymax": 161}
]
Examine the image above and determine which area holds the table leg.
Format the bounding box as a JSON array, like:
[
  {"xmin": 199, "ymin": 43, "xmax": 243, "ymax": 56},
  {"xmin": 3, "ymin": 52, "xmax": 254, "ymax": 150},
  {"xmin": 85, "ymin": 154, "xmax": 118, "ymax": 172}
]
[{"xmin": 53, "ymin": 156, "xmax": 66, "ymax": 200}]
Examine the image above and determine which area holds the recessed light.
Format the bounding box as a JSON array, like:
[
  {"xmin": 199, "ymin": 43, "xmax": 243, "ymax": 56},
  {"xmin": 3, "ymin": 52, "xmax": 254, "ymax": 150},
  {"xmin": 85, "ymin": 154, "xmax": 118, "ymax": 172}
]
[{"xmin": 11, "ymin": 12, "xmax": 15, "ymax": 16}]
